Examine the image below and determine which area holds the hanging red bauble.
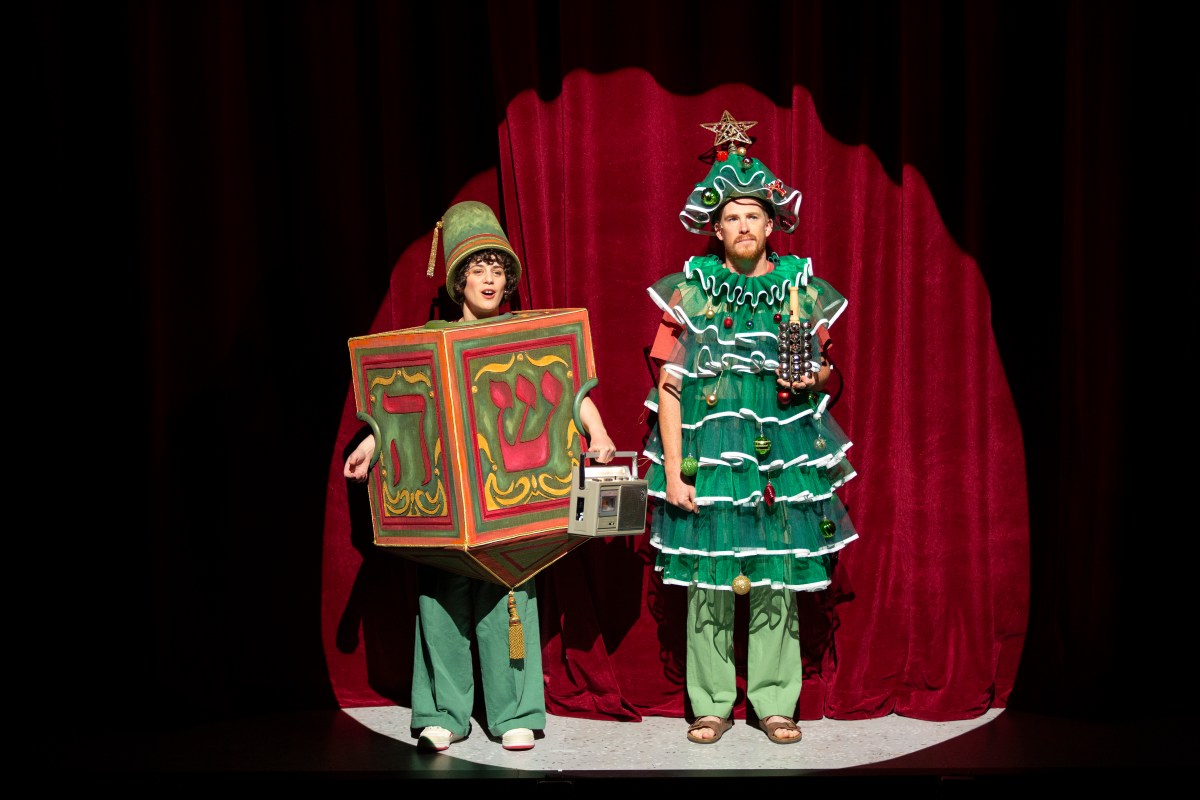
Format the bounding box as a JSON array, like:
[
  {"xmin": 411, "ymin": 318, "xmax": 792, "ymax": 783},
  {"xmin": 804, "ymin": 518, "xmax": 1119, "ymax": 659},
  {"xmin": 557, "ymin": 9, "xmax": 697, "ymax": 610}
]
[{"xmin": 764, "ymin": 481, "xmax": 776, "ymax": 507}]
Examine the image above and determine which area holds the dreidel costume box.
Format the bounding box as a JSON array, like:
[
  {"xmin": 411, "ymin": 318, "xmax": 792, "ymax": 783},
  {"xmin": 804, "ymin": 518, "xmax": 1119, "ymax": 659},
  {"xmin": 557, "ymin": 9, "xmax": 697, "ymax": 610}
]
[
  {"xmin": 348, "ymin": 309, "xmax": 599, "ymax": 589},
  {"xmin": 348, "ymin": 202, "xmax": 608, "ymax": 602}
]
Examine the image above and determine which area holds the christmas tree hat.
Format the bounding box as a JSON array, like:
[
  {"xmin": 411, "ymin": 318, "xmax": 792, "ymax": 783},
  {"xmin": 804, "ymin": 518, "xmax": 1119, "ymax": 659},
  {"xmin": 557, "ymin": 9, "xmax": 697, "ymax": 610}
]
[{"xmin": 679, "ymin": 110, "xmax": 802, "ymax": 236}]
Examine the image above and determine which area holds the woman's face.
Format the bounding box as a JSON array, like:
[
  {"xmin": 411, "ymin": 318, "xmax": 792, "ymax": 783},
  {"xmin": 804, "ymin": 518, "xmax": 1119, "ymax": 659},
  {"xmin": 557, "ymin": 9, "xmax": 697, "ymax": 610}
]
[{"xmin": 460, "ymin": 255, "xmax": 507, "ymax": 320}]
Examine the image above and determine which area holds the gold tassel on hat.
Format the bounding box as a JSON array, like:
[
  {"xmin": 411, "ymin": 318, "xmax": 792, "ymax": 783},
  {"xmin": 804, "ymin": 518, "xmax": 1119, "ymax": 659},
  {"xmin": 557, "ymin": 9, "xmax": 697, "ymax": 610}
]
[
  {"xmin": 426, "ymin": 219, "xmax": 442, "ymax": 278},
  {"xmin": 507, "ymin": 589, "xmax": 525, "ymax": 660}
]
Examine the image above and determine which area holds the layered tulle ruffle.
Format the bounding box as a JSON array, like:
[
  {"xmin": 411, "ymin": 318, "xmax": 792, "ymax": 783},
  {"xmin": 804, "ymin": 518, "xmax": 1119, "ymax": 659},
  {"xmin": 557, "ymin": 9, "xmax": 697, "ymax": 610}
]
[{"xmin": 643, "ymin": 254, "xmax": 859, "ymax": 592}]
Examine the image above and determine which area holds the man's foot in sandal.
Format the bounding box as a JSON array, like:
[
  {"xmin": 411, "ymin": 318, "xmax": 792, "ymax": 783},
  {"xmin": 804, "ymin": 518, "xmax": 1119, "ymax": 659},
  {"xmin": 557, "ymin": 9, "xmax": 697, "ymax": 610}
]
[
  {"xmin": 686, "ymin": 716, "xmax": 733, "ymax": 744},
  {"xmin": 760, "ymin": 715, "xmax": 802, "ymax": 744}
]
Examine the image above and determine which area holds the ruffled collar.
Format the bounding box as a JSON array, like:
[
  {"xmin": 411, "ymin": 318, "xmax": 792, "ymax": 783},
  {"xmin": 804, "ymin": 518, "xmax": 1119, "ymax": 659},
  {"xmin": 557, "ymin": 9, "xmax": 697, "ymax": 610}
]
[{"xmin": 685, "ymin": 253, "xmax": 809, "ymax": 309}]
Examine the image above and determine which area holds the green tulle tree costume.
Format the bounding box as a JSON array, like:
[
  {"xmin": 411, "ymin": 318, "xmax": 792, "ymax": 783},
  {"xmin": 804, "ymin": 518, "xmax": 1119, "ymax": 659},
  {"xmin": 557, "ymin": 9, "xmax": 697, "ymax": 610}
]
[{"xmin": 643, "ymin": 113, "xmax": 860, "ymax": 594}]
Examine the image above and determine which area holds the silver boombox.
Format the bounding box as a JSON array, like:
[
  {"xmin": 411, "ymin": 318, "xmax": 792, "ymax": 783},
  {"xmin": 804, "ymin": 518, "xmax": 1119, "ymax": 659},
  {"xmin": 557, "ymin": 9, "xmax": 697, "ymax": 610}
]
[{"xmin": 567, "ymin": 450, "xmax": 648, "ymax": 538}]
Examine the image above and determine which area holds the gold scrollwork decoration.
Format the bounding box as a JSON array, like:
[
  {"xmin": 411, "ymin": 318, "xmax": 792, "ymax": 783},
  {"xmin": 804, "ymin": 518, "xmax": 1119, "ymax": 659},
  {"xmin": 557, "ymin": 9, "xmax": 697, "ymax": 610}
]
[{"xmin": 370, "ymin": 367, "xmax": 432, "ymax": 392}]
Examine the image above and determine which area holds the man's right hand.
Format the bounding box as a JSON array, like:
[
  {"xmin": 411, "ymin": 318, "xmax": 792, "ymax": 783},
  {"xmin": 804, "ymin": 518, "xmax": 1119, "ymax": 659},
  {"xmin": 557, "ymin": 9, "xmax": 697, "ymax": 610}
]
[{"xmin": 665, "ymin": 477, "xmax": 698, "ymax": 514}]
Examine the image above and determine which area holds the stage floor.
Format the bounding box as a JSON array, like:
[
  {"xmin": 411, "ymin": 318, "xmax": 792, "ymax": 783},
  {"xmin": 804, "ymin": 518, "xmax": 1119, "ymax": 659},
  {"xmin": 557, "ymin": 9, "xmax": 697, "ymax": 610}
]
[{"xmin": 68, "ymin": 705, "xmax": 1194, "ymax": 788}]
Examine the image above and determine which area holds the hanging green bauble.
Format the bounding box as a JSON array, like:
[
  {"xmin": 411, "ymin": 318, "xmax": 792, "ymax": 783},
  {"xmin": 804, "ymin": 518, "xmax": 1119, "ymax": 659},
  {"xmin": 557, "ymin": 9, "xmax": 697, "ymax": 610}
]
[
  {"xmin": 754, "ymin": 435, "xmax": 771, "ymax": 455},
  {"xmin": 813, "ymin": 435, "xmax": 827, "ymax": 451},
  {"xmin": 681, "ymin": 455, "xmax": 699, "ymax": 477},
  {"xmin": 702, "ymin": 188, "xmax": 719, "ymax": 206},
  {"xmin": 820, "ymin": 518, "xmax": 837, "ymax": 538}
]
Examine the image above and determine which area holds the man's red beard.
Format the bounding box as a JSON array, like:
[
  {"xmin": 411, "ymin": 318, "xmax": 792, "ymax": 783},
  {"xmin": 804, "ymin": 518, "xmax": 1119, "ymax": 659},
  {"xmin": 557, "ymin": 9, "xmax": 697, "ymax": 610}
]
[{"xmin": 728, "ymin": 237, "xmax": 766, "ymax": 261}]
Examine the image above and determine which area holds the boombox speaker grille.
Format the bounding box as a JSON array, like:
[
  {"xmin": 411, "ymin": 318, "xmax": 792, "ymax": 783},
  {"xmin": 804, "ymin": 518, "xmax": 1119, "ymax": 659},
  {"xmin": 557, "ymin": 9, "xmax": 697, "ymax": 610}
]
[{"xmin": 617, "ymin": 483, "xmax": 648, "ymax": 532}]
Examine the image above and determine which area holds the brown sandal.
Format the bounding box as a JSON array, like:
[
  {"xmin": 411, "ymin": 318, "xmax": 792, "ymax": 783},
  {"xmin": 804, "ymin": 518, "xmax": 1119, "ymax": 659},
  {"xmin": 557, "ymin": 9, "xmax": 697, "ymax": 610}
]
[
  {"xmin": 760, "ymin": 715, "xmax": 802, "ymax": 744},
  {"xmin": 686, "ymin": 716, "xmax": 733, "ymax": 744}
]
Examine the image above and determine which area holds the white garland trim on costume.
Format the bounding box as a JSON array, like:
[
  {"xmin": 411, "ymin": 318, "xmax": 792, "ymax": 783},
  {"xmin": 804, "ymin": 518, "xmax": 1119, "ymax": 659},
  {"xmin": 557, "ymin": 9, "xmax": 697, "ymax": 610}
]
[
  {"xmin": 645, "ymin": 257, "xmax": 846, "ymax": 328},
  {"xmin": 693, "ymin": 344, "xmax": 782, "ymax": 372},
  {"xmin": 693, "ymin": 448, "xmax": 852, "ymax": 474},
  {"xmin": 683, "ymin": 256, "xmax": 813, "ymax": 309},
  {"xmin": 829, "ymin": 468, "xmax": 857, "ymax": 490},
  {"xmin": 656, "ymin": 575, "xmax": 835, "ymax": 593},
  {"xmin": 820, "ymin": 299, "xmax": 848, "ymax": 330},
  {"xmin": 648, "ymin": 291, "xmax": 795, "ymax": 346},
  {"xmin": 733, "ymin": 405, "xmax": 819, "ymax": 426},
  {"xmin": 646, "ymin": 476, "xmax": 857, "ymax": 506},
  {"xmin": 651, "ymin": 533, "xmax": 859, "ymax": 560},
  {"xmin": 641, "ymin": 444, "xmax": 853, "ymax": 473},
  {"xmin": 660, "ymin": 358, "xmax": 786, "ymax": 380},
  {"xmin": 637, "ymin": 402, "xmax": 820, "ymax": 428},
  {"xmin": 647, "ymin": 288, "xmax": 791, "ymax": 349},
  {"xmin": 660, "ymin": 354, "xmax": 783, "ymax": 380}
]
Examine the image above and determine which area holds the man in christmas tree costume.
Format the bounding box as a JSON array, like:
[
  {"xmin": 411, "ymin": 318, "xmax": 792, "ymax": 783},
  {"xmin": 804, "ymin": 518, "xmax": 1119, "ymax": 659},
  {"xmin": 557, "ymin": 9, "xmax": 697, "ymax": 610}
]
[{"xmin": 642, "ymin": 112, "xmax": 860, "ymax": 744}]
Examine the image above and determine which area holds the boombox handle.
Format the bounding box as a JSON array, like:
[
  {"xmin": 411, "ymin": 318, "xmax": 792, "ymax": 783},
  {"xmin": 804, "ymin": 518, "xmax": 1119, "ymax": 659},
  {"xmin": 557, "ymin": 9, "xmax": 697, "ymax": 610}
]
[
  {"xmin": 572, "ymin": 376, "xmax": 639, "ymax": 488},
  {"xmin": 577, "ymin": 451, "xmax": 642, "ymax": 489}
]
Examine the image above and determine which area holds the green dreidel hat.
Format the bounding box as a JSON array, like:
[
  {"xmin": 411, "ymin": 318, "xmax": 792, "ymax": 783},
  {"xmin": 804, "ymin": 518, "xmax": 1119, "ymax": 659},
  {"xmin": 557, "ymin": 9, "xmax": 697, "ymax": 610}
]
[
  {"xmin": 680, "ymin": 110, "xmax": 802, "ymax": 236},
  {"xmin": 426, "ymin": 200, "xmax": 523, "ymax": 302}
]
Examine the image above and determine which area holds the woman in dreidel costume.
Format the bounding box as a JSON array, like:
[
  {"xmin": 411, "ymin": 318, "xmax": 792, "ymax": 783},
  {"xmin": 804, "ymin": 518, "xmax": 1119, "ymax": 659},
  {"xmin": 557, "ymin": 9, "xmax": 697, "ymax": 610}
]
[{"xmin": 344, "ymin": 201, "xmax": 616, "ymax": 752}]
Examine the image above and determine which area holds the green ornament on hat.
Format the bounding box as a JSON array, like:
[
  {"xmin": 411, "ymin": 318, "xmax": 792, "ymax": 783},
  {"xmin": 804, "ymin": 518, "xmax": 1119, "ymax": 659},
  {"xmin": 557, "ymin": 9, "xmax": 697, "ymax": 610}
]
[
  {"xmin": 679, "ymin": 110, "xmax": 802, "ymax": 236},
  {"xmin": 427, "ymin": 200, "xmax": 522, "ymax": 303}
]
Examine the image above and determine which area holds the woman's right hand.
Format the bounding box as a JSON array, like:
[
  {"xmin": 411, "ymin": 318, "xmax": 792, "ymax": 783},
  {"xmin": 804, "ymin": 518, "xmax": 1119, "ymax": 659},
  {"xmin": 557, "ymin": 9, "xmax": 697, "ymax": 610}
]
[{"xmin": 344, "ymin": 435, "xmax": 376, "ymax": 482}]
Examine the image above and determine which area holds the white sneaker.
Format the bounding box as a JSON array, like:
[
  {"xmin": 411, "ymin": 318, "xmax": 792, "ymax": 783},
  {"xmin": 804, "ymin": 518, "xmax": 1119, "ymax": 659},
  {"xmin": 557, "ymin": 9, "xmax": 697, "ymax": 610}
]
[
  {"xmin": 417, "ymin": 726, "xmax": 465, "ymax": 752},
  {"xmin": 501, "ymin": 727, "xmax": 535, "ymax": 750}
]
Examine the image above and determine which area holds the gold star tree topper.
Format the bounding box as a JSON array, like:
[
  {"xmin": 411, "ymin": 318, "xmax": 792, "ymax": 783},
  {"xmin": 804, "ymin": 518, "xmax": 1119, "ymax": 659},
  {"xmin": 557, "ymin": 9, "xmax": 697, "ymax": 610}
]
[{"xmin": 701, "ymin": 110, "xmax": 757, "ymax": 148}]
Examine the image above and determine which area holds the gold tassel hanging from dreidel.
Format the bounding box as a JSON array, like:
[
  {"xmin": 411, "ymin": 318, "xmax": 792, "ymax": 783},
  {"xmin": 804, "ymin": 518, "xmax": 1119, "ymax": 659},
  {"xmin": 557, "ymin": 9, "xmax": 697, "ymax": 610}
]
[{"xmin": 507, "ymin": 589, "xmax": 525, "ymax": 660}]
